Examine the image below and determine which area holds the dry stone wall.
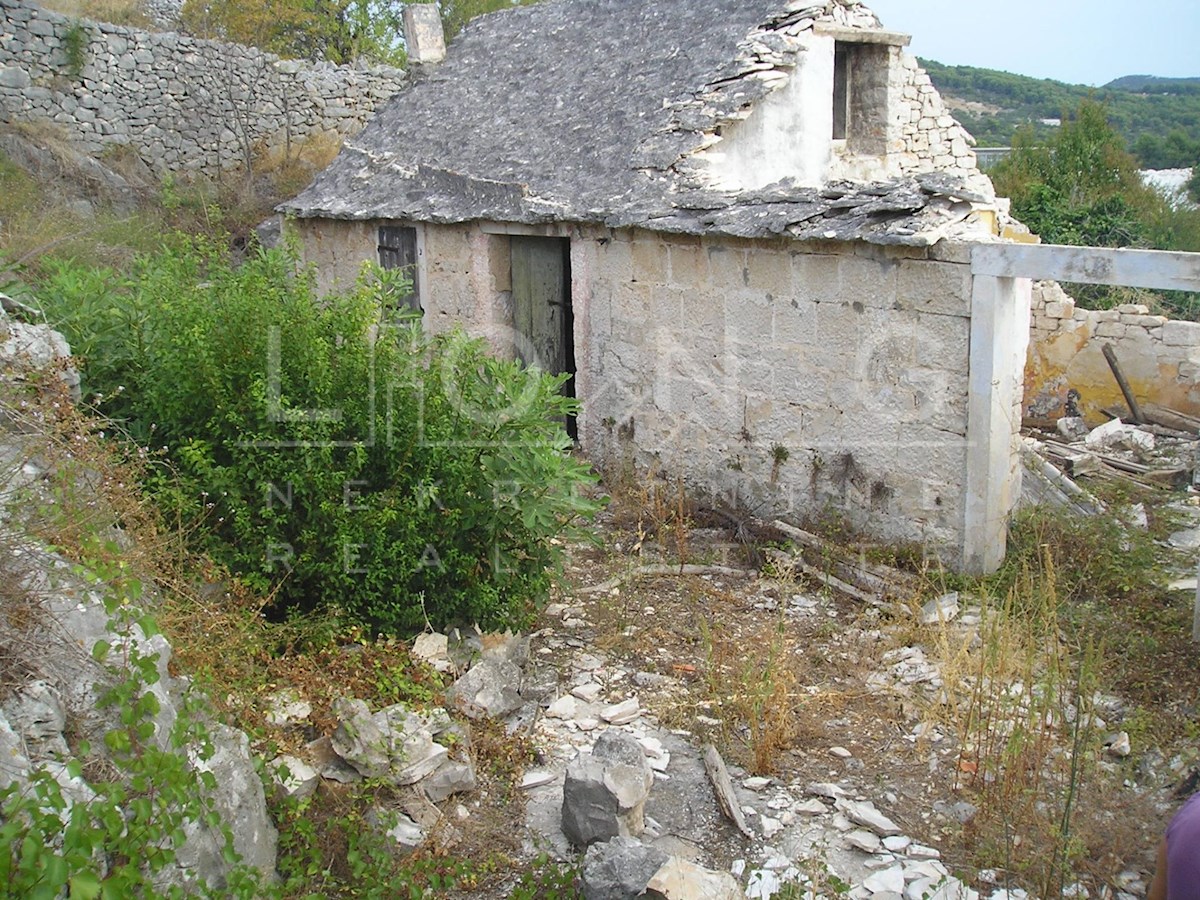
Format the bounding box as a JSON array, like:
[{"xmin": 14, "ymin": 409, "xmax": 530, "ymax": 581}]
[
  {"xmin": 0, "ymin": 0, "xmax": 406, "ymax": 173},
  {"xmin": 895, "ymin": 54, "xmax": 977, "ymax": 177},
  {"xmin": 1025, "ymin": 280, "xmax": 1200, "ymax": 421}
]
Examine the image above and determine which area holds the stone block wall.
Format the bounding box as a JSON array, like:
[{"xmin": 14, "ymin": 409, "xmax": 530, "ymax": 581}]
[
  {"xmin": 292, "ymin": 217, "xmax": 998, "ymax": 564},
  {"xmin": 1025, "ymin": 281, "xmax": 1200, "ymax": 422},
  {"xmin": 574, "ymin": 228, "xmax": 975, "ymax": 558},
  {"xmin": 0, "ymin": 0, "xmax": 406, "ymax": 172}
]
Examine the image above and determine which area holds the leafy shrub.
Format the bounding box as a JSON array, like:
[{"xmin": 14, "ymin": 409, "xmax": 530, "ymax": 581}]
[{"xmin": 36, "ymin": 236, "xmax": 600, "ymax": 634}]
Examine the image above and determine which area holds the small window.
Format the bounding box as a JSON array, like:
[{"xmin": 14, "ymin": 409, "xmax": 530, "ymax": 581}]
[
  {"xmin": 832, "ymin": 43, "xmax": 850, "ymax": 140},
  {"xmin": 377, "ymin": 225, "xmax": 420, "ymax": 313},
  {"xmin": 830, "ymin": 41, "xmax": 888, "ymax": 155}
]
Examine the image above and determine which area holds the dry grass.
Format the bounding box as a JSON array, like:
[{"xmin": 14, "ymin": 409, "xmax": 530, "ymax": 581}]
[
  {"xmin": 0, "ymin": 126, "xmax": 342, "ymax": 274},
  {"xmin": 38, "ymin": 0, "xmax": 154, "ymax": 28}
]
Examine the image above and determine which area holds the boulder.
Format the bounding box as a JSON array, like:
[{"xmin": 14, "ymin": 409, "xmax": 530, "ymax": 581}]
[
  {"xmin": 644, "ymin": 857, "xmax": 747, "ymax": 900},
  {"xmin": 562, "ymin": 730, "xmax": 654, "ymax": 847},
  {"xmin": 422, "ymin": 759, "xmax": 476, "ymax": 803},
  {"xmin": 0, "ymin": 313, "xmax": 81, "ymax": 402},
  {"xmin": 2, "ymin": 680, "xmax": 67, "ymax": 757},
  {"xmin": 331, "ymin": 698, "xmax": 449, "ymax": 785},
  {"xmin": 580, "ymin": 836, "xmax": 669, "ymax": 900},
  {"xmin": 180, "ymin": 722, "xmax": 278, "ymax": 887},
  {"xmin": 270, "ymin": 754, "xmax": 321, "ymax": 799},
  {"xmin": 445, "ymin": 658, "xmax": 524, "ymax": 720}
]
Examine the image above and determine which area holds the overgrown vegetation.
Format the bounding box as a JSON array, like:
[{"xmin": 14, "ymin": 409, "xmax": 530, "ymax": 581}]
[
  {"xmin": 31, "ymin": 237, "xmax": 600, "ymax": 634},
  {"xmin": 0, "ymin": 127, "xmax": 340, "ymax": 277},
  {"xmin": 990, "ymin": 99, "xmax": 1200, "ymax": 317},
  {"xmin": 0, "ymin": 366, "xmax": 268, "ymax": 898},
  {"xmin": 922, "ymin": 60, "xmax": 1200, "ymax": 168}
]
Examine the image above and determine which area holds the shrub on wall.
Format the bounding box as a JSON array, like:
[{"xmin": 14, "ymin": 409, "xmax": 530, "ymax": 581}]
[{"xmin": 36, "ymin": 237, "xmax": 600, "ymax": 633}]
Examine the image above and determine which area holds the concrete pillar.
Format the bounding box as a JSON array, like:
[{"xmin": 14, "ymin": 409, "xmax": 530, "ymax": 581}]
[
  {"xmin": 403, "ymin": 4, "xmax": 446, "ymax": 65},
  {"xmin": 962, "ymin": 273, "xmax": 1031, "ymax": 574}
]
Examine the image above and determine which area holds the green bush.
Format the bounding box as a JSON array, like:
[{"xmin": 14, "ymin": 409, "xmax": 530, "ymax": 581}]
[{"xmin": 36, "ymin": 236, "xmax": 601, "ymax": 634}]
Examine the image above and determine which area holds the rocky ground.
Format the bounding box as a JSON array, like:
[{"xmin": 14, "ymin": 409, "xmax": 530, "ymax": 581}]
[{"xmin": 354, "ymin": 487, "xmax": 1200, "ymax": 900}]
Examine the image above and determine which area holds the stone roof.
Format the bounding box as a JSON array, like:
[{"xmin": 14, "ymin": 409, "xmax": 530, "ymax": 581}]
[{"xmin": 281, "ymin": 0, "xmax": 997, "ymax": 246}]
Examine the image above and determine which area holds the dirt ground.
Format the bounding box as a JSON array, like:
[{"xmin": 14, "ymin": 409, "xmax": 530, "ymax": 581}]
[{"xmin": 442, "ymin": 486, "xmax": 1200, "ymax": 898}]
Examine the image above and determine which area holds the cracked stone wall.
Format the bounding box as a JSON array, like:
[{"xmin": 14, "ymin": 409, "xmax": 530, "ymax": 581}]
[
  {"xmin": 1025, "ymin": 280, "xmax": 1200, "ymax": 422},
  {"xmin": 894, "ymin": 54, "xmax": 977, "ymax": 177},
  {"xmin": 0, "ymin": 0, "xmax": 406, "ymax": 172}
]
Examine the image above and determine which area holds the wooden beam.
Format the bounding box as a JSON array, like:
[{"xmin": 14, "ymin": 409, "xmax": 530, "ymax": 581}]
[{"xmin": 971, "ymin": 244, "xmax": 1200, "ymax": 293}]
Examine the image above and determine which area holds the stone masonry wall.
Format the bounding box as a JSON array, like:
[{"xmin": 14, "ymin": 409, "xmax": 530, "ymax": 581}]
[
  {"xmin": 575, "ymin": 229, "xmax": 976, "ymax": 558},
  {"xmin": 0, "ymin": 0, "xmax": 406, "ymax": 172},
  {"xmin": 292, "ymin": 218, "xmax": 1001, "ymax": 564},
  {"xmin": 1025, "ymin": 281, "xmax": 1200, "ymax": 422},
  {"xmin": 895, "ymin": 54, "xmax": 977, "ymax": 177}
]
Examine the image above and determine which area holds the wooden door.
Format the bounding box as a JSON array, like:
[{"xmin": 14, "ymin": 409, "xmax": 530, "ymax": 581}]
[
  {"xmin": 511, "ymin": 236, "xmax": 572, "ymax": 377},
  {"xmin": 511, "ymin": 235, "xmax": 575, "ymax": 435}
]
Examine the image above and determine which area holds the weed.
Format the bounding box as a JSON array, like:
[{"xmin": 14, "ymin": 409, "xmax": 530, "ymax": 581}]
[
  {"xmin": 507, "ymin": 853, "xmax": 582, "ymax": 899},
  {"xmin": 60, "ymin": 20, "xmax": 90, "ymax": 78},
  {"xmin": 926, "ymin": 543, "xmax": 1107, "ymax": 894}
]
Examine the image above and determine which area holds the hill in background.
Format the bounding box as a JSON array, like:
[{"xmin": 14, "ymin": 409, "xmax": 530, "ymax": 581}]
[{"xmin": 921, "ymin": 61, "xmax": 1200, "ymax": 168}]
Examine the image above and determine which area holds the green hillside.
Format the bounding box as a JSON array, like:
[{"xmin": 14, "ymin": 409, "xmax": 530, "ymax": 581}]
[{"xmin": 921, "ymin": 60, "xmax": 1200, "ymax": 168}]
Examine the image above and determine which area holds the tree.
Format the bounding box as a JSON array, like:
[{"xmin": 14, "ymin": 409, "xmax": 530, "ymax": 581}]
[
  {"xmin": 429, "ymin": 0, "xmax": 542, "ymax": 41},
  {"xmin": 991, "ymin": 99, "xmax": 1159, "ymax": 248},
  {"xmin": 181, "ymin": 0, "xmax": 406, "ymax": 67}
]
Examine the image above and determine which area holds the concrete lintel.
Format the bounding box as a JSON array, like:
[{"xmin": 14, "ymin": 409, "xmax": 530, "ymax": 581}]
[
  {"xmin": 972, "ymin": 243, "xmax": 1200, "ymax": 293},
  {"xmin": 813, "ymin": 24, "xmax": 911, "ymax": 47},
  {"xmin": 962, "ymin": 273, "xmax": 1031, "ymax": 574},
  {"xmin": 480, "ymin": 221, "xmax": 569, "ymax": 237}
]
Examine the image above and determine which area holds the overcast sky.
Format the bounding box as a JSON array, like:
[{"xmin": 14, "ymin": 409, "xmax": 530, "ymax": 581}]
[{"xmin": 862, "ymin": 0, "xmax": 1200, "ymax": 87}]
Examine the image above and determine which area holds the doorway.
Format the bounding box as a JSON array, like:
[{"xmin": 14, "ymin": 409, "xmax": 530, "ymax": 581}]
[{"xmin": 510, "ymin": 235, "xmax": 576, "ymax": 436}]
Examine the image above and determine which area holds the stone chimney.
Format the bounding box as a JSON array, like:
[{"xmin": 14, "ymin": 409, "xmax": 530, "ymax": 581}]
[{"xmin": 403, "ymin": 4, "xmax": 447, "ymax": 65}]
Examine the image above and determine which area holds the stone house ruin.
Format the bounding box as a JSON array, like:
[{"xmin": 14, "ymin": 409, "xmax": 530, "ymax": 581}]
[{"xmin": 281, "ymin": 0, "xmax": 1031, "ymax": 573}]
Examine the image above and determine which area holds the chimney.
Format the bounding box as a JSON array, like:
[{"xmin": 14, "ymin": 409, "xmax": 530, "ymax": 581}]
[{"xmin": 403, "ymin": 4, "xmax": 447, "ymax": 66}]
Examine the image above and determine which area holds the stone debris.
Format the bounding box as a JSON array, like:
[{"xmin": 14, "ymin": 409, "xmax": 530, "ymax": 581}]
[
  {"xmin": 264, "ymin": 689, "xmax": 312, "ymax": 727},
  {"xmin": 444, "ymin": 657, "xmax": 525, "ymax": 719},
  {"xmin": 920, "ymin": 592, "xmax": 961, "ymax": 625},
  {"xmin": 269, "ymin": 754, "xmax": 320, "ymax": 800},
  {"xmin": 520, "ymin": 770, "xmax": 558, "ymax": 790},
  {"xmin": 1106, "ymin": 731, "xmax": 1133, "ymax": 758},
  {"xmin": 846, "ymin": 828, "xmax": 883, "ymax": 853},
  {"xmin": 601, "ymin": 697, "xmax": 642, "ymax": 725},
  {"xmin": 643, "ymin": 856, "xmax": 747, "ymax": 899},
  {"xmin": 1084, "ymin": 418, "xmax": 1156, "ymax": 455},
  {"xmin": 562, "ymin": 730, "xmax": 655, "ymax": 847},
  {"xmin": 410, "ymin": 631, "xmax": 453, "ymax": 673},
  {"xmin": 330, "ymin": 698, "xmax": 449, "ymax": 785},
  {"xmin": 580, "ymin": 837, "xmax": 669, "ymax": 900},
  {"xmin": 837, "ymin": 798, "xmax": 902, "ymax": 837}
]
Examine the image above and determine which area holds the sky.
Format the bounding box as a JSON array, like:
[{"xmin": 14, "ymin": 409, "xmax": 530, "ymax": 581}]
[{"xmin": 862, "ymin": 0, "xmax": 1200, "ymax": 87}]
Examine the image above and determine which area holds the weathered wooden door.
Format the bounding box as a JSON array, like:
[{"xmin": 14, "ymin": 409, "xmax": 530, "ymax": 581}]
[
  {"xmin": 511, "ymin": 235, "xmax": 575, "ymax": 434},
  {"xmin": 511, "ymin": 236, "xmax": 571, "ymax": 373}
]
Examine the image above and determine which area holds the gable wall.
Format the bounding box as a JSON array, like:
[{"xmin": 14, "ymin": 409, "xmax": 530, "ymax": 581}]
[{"xmin": 704, "ymin": 33, "xmax": 978, "ymax": 188}]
